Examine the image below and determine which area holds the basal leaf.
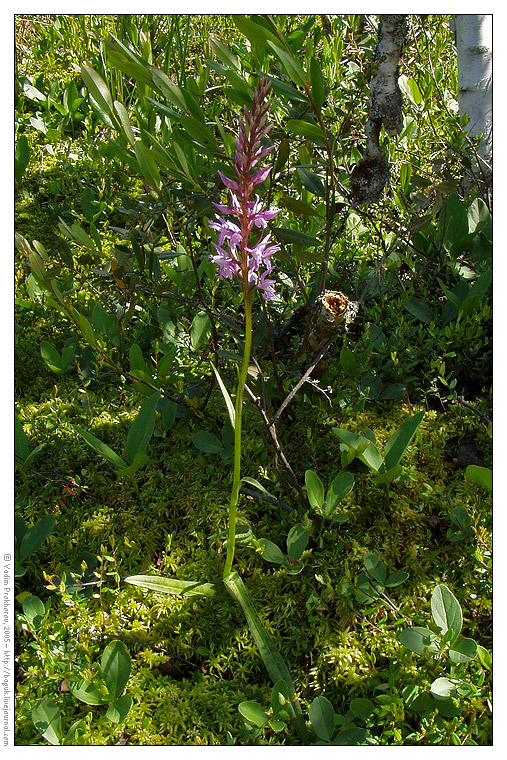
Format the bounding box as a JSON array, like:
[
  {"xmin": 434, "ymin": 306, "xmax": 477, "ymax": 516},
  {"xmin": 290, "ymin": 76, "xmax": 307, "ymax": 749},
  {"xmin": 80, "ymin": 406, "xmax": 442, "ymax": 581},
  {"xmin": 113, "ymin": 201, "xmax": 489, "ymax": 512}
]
[
  {"xmin": 125, "ymin": 575, "xmax": 217, "ymax": 597},
  {"xmin": 224, "ymin": 572, "xmax": 308, "ymax": 741}
]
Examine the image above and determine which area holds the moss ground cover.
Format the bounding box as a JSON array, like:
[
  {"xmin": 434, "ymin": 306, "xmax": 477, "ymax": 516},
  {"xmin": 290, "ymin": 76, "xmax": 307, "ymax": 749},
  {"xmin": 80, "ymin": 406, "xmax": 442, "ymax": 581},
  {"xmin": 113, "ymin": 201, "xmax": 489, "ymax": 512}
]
[{"xmin": 15, "ymin": 14, "xmax": 491, "ymax": 746}]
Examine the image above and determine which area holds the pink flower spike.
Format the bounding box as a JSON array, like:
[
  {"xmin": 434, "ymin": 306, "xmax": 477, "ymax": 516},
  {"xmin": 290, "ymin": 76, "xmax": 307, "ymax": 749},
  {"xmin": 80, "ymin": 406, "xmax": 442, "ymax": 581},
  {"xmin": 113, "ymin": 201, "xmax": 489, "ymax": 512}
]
[
  {"xmin": 213, "ymin": 202, "xmax": 235, "ymax": 215},
  {"xmin": 217, "ymin": 170, "xmax": 241, "ymax": 194},
  {"xmin": 257, "ymin": 271, "xmax": 277, "ymax": 300},
  {"xmin": 252, "ymin": 209, "xmax": 280, "ymax": 229},
  {"xmin": 250, "ymin": 166, "xmax": 271, "ymax": 186},
  {"xmin": 208, "ymin": 76, "xmax": 278, "ymax": 299}
]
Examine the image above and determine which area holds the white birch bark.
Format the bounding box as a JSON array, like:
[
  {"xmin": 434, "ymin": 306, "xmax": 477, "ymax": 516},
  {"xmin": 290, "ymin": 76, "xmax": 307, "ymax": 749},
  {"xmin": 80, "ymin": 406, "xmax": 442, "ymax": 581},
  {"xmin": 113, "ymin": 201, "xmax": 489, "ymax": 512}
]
[{"xmin": 454, "ymin": 14, "xmax": 492, "ymax": 187}]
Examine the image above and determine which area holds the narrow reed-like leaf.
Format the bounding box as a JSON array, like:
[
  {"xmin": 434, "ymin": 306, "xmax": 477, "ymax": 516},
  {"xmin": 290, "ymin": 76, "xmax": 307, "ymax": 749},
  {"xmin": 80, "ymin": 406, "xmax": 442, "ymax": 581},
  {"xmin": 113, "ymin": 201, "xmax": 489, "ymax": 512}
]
[{"xmin": 211, "ymin": 362, "xmax": 236, "ymax": 430}]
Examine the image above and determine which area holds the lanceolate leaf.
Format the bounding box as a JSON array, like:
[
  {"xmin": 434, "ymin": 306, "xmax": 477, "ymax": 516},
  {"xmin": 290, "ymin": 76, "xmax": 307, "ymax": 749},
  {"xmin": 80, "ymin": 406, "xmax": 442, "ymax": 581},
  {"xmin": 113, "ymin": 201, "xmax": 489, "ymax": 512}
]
[
  {"xmin": 125, "ymin": 575, "xmax": 218, "ymax": 597},
  {"xmin": 296, "ymin": 167, "xmax": 326, "ymax": 197},
  {"xmin": 310, "ymin": 56, "xmax": 325, "ymax": 110},
  {"xmin": 71, "ymin": 424, "xmax": 128, "ymax": 471},
  {"xmin": 115, "ymin": 452, "xmax": 149, "ymax": 478},
  {"xmin": 232, "ymin": 15, "xmax": 280, "ymax": 47},
  {"xmin": 274, "ymin": 227, "xmax": 321, "ymax": 248},
  {"xmin": 211, "ymin": 363, "xmax": 236, "ymax": 430},
  {"xmin": 384, "ymin": 411, "xmax": 425, "ymax": 471},
  {"xmin": 279, "ymin": 196, "xmax": 319, "ymax": 217},
  {"xmin": 266, "ymin": 41, "xmax": 307, "ymax": 89},
  {"xmin": 19, "ymin": 514, "xmax": 55, "ymax": 563},
  {"xmin": 125, "ymin": 391, "xmax": 159, "ymax": 466},
  {"xmin": 134, "ymin": 141, "xmax": 161, "ymax": 190},
  {"xmin": 114, "ymin": 100, "xmax": 136, "ymax": 146},
  {"xmin": 286, "ymin": 119, "xmax": 323, "ymax": 141},
  {"xmin": 224, "ymin": 572, "xmax": 309, "ymax": 742},
  {"xmin": 192, "ymin": 430, "xmax": 224, "ymax": 454},
  {"xmin": 15, "ymin": 411, "xmax": 29, "ymax": 464},
  {"xmin": 81, "ymin": 63, "xmax": 118, "ymax": 129}
]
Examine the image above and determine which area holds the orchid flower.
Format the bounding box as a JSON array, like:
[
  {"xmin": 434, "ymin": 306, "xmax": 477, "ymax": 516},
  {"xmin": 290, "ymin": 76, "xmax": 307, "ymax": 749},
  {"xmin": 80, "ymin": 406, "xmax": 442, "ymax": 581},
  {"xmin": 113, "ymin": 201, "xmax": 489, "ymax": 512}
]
[{"xmin": 209, "ymin": 77, "xmax": 280, "ymax": 300}]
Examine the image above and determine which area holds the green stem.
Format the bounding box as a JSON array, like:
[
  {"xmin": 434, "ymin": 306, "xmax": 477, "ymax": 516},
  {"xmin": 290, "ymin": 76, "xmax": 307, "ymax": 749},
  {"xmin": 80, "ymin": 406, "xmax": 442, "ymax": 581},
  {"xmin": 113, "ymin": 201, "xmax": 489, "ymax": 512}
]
[{"xmin": 223, "ymin": 290, "xmax": 253, "ymax": 579}]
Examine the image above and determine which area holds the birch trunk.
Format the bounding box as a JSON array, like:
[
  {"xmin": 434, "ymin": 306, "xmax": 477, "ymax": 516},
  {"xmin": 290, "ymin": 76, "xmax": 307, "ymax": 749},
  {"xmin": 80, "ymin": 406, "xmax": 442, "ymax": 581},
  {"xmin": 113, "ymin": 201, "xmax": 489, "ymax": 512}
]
[
  {"xmin": 454, "ymin": 14, "xmax": 492, "ymax": 190},
  {"xmin": 350, "ymin": 15, "xmax": 409, "ymax": 205}
]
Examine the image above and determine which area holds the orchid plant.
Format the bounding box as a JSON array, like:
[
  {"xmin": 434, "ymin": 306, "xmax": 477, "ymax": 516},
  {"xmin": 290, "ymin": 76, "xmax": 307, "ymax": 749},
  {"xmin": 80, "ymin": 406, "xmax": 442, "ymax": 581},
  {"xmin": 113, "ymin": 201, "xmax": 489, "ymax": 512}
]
[
  {"xmin": 125, "ymin": 78, "xmax": 308, "ymax": 741},
  {"xmin": 209, "ymin": 76, "xmax": 281, "ymax": 579}
]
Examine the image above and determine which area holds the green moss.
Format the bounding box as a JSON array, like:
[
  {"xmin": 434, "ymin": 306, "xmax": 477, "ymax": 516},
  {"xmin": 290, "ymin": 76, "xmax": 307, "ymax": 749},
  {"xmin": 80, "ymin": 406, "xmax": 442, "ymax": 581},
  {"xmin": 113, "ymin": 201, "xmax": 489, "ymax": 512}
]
[{"xmin": 15, "ymin": 13, "xmax": 491, "ymax": 746}]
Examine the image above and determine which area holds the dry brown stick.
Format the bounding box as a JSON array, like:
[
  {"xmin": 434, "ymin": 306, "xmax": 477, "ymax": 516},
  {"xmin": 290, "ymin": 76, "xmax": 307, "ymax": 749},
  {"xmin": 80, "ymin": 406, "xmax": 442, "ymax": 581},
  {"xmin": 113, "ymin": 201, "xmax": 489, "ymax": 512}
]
[
  {"xmin": 271, "ymin": 336, "xmax": 336, "ymax": 425},
  {"xmin": 451, "ymin": 397, "xmax": 492, "ymax": 426},
  {"xmin": 244, "ymin": 382, "xmax": 308, "ymax": 507}
]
